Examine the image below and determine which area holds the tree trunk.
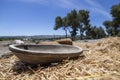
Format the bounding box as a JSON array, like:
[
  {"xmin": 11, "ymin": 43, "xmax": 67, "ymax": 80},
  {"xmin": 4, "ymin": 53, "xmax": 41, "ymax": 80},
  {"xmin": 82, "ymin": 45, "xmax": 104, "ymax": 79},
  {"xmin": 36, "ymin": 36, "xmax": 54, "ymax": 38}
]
[
  {"xmin": 65, "ymin": 29, "xmax": 67, "ymax": 38},
  {"xmin": 80, "ymin": 32, "xmax": 83, "ymax": 40}
]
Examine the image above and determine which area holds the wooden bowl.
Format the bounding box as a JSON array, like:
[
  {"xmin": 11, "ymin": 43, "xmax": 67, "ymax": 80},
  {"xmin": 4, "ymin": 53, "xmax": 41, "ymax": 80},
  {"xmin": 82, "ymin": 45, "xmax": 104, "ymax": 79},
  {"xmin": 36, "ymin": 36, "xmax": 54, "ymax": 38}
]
[{"xmin": 9, "ymin": 44, "xmax": 83, "ymax": 64}]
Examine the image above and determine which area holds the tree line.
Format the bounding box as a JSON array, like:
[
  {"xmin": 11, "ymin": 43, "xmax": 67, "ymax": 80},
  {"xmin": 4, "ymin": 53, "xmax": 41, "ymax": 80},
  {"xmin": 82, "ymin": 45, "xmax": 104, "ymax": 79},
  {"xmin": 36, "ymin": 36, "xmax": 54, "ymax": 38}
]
[{"xmin": 54, "ymin": 3, "xmax": 120, "ymax": 40}]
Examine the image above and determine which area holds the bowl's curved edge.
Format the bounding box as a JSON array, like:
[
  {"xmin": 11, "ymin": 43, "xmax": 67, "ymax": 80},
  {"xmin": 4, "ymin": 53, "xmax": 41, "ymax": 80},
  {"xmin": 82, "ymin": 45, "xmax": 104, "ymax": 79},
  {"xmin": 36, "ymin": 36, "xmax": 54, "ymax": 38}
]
[
  {"xmin": 9, "ymin": 44, "xmax": 83, "ymax": 55},
  {"xmin": 9, "ymin": 44, "xmax": 83, "ymax": 64}
]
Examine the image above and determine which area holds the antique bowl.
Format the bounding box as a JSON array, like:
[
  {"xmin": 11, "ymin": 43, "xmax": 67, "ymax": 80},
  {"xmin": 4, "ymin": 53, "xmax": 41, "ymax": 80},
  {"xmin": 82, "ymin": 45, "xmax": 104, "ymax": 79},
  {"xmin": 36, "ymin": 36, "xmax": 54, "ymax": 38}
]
[{"xmin": 9, "ymin": 44, "xmax": 83, "ymax": 64}]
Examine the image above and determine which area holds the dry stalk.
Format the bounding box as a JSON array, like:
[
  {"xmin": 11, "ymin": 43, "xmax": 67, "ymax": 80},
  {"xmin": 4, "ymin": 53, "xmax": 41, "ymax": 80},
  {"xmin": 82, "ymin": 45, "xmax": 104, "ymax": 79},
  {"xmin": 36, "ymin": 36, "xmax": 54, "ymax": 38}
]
[{"xmin": 0, "ymin": 37, "xmax": 120, "ymax": 80}]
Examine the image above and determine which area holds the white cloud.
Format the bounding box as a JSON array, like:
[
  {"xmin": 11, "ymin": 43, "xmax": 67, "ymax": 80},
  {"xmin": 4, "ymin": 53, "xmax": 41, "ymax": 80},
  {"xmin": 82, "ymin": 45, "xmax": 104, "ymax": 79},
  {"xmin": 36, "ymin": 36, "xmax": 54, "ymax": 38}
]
[
  {"xmin": 84, "ymin": 0, "xmax": 111, "ymax": 19},
  {"xmin": 90, "ymin": 7, "xmax": 111, "ymax": 19},
  {"xmin": 55, "ymin": 0, "xmax": 76, "ymax": 9},
  {"xmin": 7, "ymin": 0, "xmax": 111, "ymax": 19},
  {"xmin": 50, "ymin": 0, "xmax": 77, "ymax": 9},
  {"xmin": 85, "ymin": 0, "xmax": 103, "ymax": 9},
  {"xmin": 8, "ymin": 0, "xmax": 48, "ymax": 4},
  {"xmin": 54, "ymin": 0, "xmax": 111, "ymax": 19}
]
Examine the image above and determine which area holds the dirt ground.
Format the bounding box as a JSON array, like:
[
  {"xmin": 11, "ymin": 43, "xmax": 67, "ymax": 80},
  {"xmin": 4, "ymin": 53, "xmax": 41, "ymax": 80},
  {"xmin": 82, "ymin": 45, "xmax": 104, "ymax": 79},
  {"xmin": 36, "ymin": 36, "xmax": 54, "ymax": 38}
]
[
  {"xmin": 0, "ymin": 41, "xmax": 12, "ymax": 58},
  {"xmin": 0, "ymin": 37, "xmax": 120, "ymax": 80},
  {"xmin": 0, "ymin": 39, "xmax": 98, "ymax": 58}
]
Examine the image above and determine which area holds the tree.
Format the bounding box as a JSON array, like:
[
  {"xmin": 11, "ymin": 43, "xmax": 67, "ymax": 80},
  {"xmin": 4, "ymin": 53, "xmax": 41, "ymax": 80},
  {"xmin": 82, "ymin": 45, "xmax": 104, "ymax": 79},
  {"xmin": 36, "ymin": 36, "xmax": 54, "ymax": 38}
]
[
  {"xmin": 78, "ymin": 10, "xmax": 90, "ymax": 39},
  {"xmin": 54, "ymin": 9, "xmax": 90, "ymax": 40},
  {"xmin": 85, "ymin": 24, "xmax": 92, "ymax": 39},
  {"xmin": 54, "ymin": 16, "xmax": 69, "ymax": 38},
  {"xmin": 90, "ymin": 26, "xmax": 98, "ymax": 39},
  {"xmin": 54, "ymin": 16, "xmax": 62, "ymax": 30},
  {"xmin": 99, "ymin": 27, "xmax": 106, "ymax": 38},
  {"xmin": 103, "ymin": 3, "xmax": 120, "ymax": 36},
  {"xmin": 54, "ymin": 10, "xmax": 79, "ymax": 40},
  {"xmin": 62, "ymin": 17, "xmax": 68, "ymax": 38},
  {"xmin": 86, "ymin": 26, "xmax": 106, "ymax": 39},
  {"xmin": 66, "ymin": 9, "xmax": 79, "ymax": 40},
  {"xmin": 103, "ymin": 20, "xmax": 113, "ymax": 36},
  {"xmin": 111, "ymin": 3, "xmax": 120, "ymax": 35}
]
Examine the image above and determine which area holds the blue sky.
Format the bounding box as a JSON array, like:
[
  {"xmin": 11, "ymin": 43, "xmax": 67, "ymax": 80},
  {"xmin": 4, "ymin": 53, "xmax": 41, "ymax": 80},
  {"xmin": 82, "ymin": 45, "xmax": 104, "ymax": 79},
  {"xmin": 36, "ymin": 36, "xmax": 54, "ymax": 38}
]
[{"xmin": 0, "ymin": 0, "xmax": 119, "ymax": 36}]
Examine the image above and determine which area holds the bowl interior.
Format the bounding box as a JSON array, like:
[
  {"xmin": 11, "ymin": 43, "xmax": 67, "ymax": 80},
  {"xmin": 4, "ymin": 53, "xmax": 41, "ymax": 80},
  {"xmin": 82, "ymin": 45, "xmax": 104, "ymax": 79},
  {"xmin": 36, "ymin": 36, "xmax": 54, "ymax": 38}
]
[{"xmin": 15, "ymin": 44, "xmax": 81, "ymax": 53}]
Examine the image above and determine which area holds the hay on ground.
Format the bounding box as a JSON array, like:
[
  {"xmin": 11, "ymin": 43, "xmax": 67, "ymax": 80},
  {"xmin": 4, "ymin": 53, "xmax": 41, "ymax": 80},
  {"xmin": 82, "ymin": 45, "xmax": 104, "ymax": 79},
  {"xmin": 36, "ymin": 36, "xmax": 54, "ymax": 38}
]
[
  {"xmin": 39, "ymin": 41, "xmax": 60, "ymax": 45},
  {"xmin": 39, "ymin": 38, "xmax": 73, "ymax": 45},
  {"xmin": 55, "ymin": 38, "xmax": 73, "ymax": 45},
  {"xmin": 0, "ymin": 37, "xmax": 120, "ymax": 80}
]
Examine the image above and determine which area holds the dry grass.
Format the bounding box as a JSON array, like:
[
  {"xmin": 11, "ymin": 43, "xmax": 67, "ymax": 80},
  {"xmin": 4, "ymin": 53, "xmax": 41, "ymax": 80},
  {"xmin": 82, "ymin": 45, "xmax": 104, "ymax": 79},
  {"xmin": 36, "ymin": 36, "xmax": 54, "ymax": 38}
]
[
  {"xmin": 56, "ymin": 38, "xmax": 73, "ymax": 45},
  {"xmin": 39, "ymin": 41, "xmax": 60, "ymax": 45},
  {"xmin": 0, "ymin": 37, "xmax": 120, "ymax": 80},
  {"xmin": 39, "ymin": 38, "xmax": 72, "ymax": 45}
]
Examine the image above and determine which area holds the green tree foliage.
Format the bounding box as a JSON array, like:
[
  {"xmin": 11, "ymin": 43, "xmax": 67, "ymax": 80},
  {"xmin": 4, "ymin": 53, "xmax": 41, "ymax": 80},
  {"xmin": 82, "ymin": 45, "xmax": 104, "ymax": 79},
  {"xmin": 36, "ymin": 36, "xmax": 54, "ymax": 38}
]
[
  {"xmin": 54, "ymin": 16, "xmax": 62, "ymax": 30},
  {"xmin": 86, "ymin": 26, "xmax": 106, "ymax": 39},
  {"xmin": 54, "ymin": 9, "xmax": 79, "ymax": 40},
  {"xmin": 66, "ymin": 9, "xmax": 79, "ymax": 40},
  {"xmin": 98, "ymin": 27, "xmax": 106, "ymax": 38},
  {"xmin": 54, "ymin": 9, "xmax": 90, "ymax": 40},
  {"xmin": 62, "ymin": 17, "xmax": 69, "ymax": 38},
  {"xmin": 103, "ymin": 20, "xmax": 113, "ymax": 36},
  {"xmin": 103, "ymin": 3, "xmax": 120, "ymax": 36},
  {"xmin": 54, "ymin": 9, "xmax": 106, "ymax": 40},
  {"xmin": 54, "ymin": 16, "xmax": 68, "ymax": 38},
  {"xmin": 78, "ymin": 10, "xmax": 90, "ymax": 39},
  {"xmin": 111, "ymin": 3, "xmax": 120, "ymax": 35},
  {"xmin": 118, "ymin": 32, "xmax": 120, "ymax": 37}
]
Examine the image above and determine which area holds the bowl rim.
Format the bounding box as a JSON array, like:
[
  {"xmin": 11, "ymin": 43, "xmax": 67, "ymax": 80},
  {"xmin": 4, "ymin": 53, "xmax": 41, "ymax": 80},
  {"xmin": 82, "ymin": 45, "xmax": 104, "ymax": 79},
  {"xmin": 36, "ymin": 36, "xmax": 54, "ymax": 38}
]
[{"xmin": 9, "ymin": 44, "xmax": 83, "ymax": 54}]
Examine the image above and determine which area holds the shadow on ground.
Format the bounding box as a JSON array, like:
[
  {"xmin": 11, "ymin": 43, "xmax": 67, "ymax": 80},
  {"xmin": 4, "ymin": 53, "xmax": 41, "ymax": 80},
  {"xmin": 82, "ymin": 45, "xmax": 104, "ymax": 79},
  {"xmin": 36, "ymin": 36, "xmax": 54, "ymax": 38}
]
[{"xmin": 11, "ymin": 54, "xmax": 85, "ymax": 75}]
